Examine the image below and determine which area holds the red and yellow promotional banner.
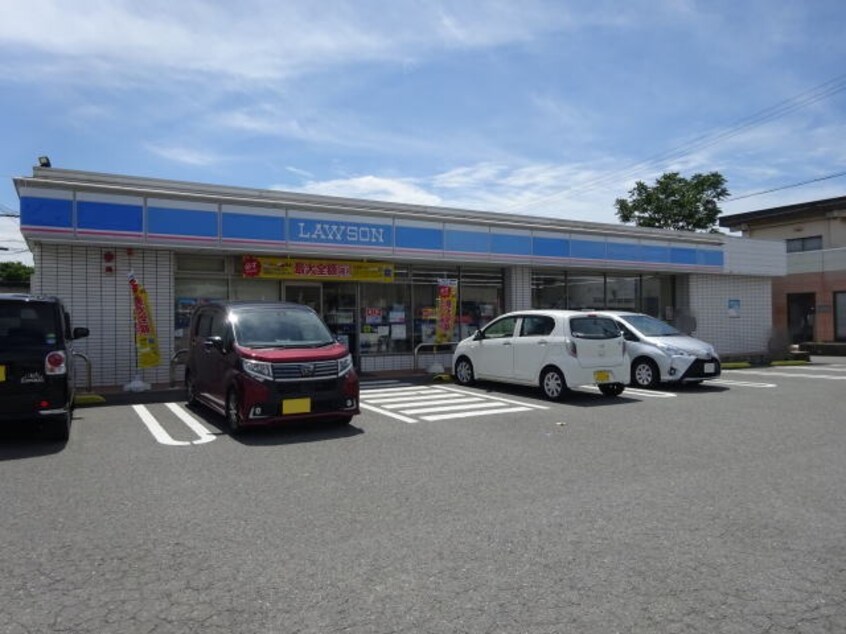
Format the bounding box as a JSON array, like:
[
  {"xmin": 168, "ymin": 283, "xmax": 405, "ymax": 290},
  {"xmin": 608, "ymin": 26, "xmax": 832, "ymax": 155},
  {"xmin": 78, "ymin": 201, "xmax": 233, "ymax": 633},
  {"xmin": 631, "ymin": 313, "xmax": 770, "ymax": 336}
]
[
  {"xmin": 435, "ymin": 278, "xmax": 458, "ymax": 344},
  {"xmin": 242, "ymin": 256, "xmax": 393, "ymax": 282},
  {"xmin": 128, "ymin": 271, "xmax": 161, "ymax": 368}
]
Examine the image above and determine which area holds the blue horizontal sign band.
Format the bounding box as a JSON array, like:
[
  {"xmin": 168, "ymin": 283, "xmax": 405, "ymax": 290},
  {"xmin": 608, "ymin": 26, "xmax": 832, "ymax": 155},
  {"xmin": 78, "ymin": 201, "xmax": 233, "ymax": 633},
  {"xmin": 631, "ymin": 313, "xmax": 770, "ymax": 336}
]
[
  {"xmin": 20, "ymin": 196, "xmax": 72, "ymax": 228},
  {"xmin": 670, "ymin": 247, "xmax": 697, "ymax": 265},
  {"xmin": 395, "ymin": 226, "xmax": 443, "ymax": 250},
  {"xmin": 222, "ymin": 213, "xmax": 285, "ymax": 241},
  {"xmin": 78, "ymin": 201, "xmax": 143, "ymax": 233},
  {"xmin": 491, "ymin": 234, "xmax": 532, "ymax": 256},
  {"xmin": 699, "ymin": 250, "xmax": 724, "ymax": 266},
  {"xmin": 148, "ymin": 207, "xmax": 217, "ymax": 237},
  {"xmin": 533, "ymin": 237, "xmax": 569, "ymax": 258},
  {"xmin": 571, "ymin": 239, "xmax": 606, "ymax": 259},
  {"xmin": 290, "ymin": 218, "xmax": 392, "ymax": 246},
  {"xmin": 606, "ymin": 243, "xmax": 640, "ymax": 261},
  {"xmin": 445, "ymin": 230, "xmax": 490, "ymax": 253}
]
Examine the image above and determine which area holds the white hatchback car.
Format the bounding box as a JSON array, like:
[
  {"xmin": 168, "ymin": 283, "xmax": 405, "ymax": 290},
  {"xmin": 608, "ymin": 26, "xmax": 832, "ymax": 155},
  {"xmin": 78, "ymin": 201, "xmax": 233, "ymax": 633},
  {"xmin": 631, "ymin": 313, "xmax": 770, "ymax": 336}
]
[
  {"xmin": 452, "ymin": 310, "xmax": 630, "ymax": 400},
  {"xmin": 593, "ymin": 311, "xmax": 721, "ymax": 388}
]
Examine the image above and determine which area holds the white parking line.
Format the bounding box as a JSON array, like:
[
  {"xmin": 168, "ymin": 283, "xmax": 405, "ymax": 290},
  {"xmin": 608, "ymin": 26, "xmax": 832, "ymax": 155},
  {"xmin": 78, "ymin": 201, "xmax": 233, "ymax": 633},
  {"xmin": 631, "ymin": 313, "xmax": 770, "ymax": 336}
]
[
  {"xmin": 730, "ymin": 370, "xmax": 846, "ymax": 380},
  {"xmin": 399, "ymin": 400, "xmax": 500, "ymax": 415},
  {"xmin": 421, "ymin": 406, "xmax": 532, "ymax": 422},
  {"xmin": 165, "ymin": 403, "xmax": 217, "ymax": 444},
  {"xmin": 365, "ymin": 393, "xmax": 467, "ymax": 406},
  {"xmin": 709, "ymin": 378, "xmax": 776, "ymax": 388},
  {"xmin": 579, "ymin": 385, "xmax": 677, "ymax": 398},
  {"xmin": 132, "ymin": 403, "xmax": 218, "ymax": 446},
  {"xmin": 436, "ymin": 385, "xmax": 550, "ymax": 409},
  {"xmin": 132, "ymin": 405, "xmax": 191, "ymax": 446},
  {"xmin": 359, "ymin": 403, "xmax": 418, "ymax": 423},
  {"xmin": 359, "ymin": 384, "xmax": 548, "ymax": 423},
  {"xmin": 359, "ymin": 386, "xmax": 431, "ymax": 396}
]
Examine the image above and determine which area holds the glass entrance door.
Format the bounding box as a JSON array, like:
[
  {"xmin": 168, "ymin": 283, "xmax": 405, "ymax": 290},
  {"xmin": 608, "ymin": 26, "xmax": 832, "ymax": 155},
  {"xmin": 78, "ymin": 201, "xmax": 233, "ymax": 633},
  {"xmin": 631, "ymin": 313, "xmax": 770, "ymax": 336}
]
[
  {"xmin": 285, "ymin": 284, "xmax": 322, "ymax": 313},
  {"xmin": 323, "ymin": 282, "xmax": 359, "ymax": 364}
]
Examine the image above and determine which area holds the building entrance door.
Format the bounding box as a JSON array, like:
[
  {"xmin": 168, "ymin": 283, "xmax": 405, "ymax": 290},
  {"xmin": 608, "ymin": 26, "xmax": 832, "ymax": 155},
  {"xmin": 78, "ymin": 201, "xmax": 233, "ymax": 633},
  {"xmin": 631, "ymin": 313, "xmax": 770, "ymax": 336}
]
[
  {"xmin": 285, "ymin": 284, "xmax": 322, "ymax": 313},
  {"xmin": 787, "ymin": 292, "xmax": 816, "ymax": 344}
]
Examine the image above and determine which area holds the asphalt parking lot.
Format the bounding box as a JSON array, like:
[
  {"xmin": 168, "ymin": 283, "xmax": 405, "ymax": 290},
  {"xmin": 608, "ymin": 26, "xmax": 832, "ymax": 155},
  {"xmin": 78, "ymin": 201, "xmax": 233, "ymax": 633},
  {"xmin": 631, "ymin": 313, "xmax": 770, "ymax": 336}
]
[{"xmin": 1, "ymin": 359, "xmax": 845, "ymax": 633}]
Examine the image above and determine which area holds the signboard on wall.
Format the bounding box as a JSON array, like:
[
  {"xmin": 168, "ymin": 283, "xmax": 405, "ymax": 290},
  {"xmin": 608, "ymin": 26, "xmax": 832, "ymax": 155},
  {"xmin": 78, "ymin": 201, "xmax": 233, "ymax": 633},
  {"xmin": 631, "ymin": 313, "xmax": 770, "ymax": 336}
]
[{"xmin": 242, "ymin": 256, "xmax": 394, "ymax": 282}]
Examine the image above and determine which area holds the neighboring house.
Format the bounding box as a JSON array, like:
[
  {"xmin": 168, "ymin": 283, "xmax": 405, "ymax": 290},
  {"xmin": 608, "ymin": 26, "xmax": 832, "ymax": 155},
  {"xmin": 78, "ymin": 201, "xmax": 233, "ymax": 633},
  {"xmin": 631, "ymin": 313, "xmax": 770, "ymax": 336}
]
[{"xmin": 720, "ymin": 195, "xmax": 846, "ymax": 344}]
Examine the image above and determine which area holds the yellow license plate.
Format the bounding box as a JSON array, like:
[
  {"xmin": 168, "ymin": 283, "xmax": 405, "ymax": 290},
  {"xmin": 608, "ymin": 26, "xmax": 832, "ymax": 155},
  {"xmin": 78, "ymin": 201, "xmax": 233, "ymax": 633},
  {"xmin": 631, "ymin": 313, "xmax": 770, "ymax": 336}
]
[
  {"xmin": 0, "ymin": 365, "xmax": 5, "ymax": 382},
  {"xmin": 594, "ymin": 370, "xmax": 610, "ymax": 383},
  {"xmin": 282, "ymin": 397, "xmax": 311, "ymax": 415}
]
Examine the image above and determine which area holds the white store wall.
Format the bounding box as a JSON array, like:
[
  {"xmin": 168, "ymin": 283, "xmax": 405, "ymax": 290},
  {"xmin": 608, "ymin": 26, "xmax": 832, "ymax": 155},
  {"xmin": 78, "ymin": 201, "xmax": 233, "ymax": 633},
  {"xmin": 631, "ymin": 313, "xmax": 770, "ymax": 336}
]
[
  {"xmin": 30, "ymin": 244, "xmax": 174, "ymax": 388},
  {"xmin": 686, "ymin": 274, "xmax": 773, "ymax": 356}
]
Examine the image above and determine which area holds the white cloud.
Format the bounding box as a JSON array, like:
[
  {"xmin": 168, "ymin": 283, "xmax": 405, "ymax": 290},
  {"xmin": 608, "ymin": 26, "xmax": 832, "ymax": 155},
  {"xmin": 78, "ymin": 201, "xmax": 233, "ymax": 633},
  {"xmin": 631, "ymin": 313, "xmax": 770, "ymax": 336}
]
[
  {"xmin": 283, "ymin": 175, "xmax": 443, "ymax": 206},
  {"xmin": 145, "ymin": 144, "xmax": 223, "ymax": 166},
  {"xmin": 0, "ymin": 1, "xmax": 585, "ymax": 88}
]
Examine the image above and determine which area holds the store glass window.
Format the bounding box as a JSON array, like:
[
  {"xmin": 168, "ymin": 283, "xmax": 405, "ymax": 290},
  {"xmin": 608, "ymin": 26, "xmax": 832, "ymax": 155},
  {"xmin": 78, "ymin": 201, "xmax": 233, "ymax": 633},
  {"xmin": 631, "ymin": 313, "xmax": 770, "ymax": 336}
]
[
  {"xmin": 360, "ymin": 282, "xmax": 412, "ymax": 354},
  {"xmin": 642, "ymin": 274, "xmax": 674, "ymax": 318},
  {"xmin": 175, "ymin": 254, "xmax": 227, "ymax": 273},
  {"xmin": 532, "ymin": 271, "xmax": 568, "ymax": 309},
  {"xmin": 412, "ymin": 267, "xmax": 460, "ymax": 346},
  {"xmin": 231, "ymin": 278, "xmax": 280, "ymax": 301},
  {"xmin": 567, "ymin": 274, "xmax": 605, "ymax": 309},
  {"xmin": 324, "ymin": 283, "xmax": 358, "ymax": 352},
  {"xmin": 174, "ymin": 278, "xmax": 228, "ymax": 347},
  {"xmin": 605, "ymin": 276, "xmax": 639, "ymax": 310},
  {"xmin": 459, "ymin": 267, "xmax": 503, "ymax": 339}
]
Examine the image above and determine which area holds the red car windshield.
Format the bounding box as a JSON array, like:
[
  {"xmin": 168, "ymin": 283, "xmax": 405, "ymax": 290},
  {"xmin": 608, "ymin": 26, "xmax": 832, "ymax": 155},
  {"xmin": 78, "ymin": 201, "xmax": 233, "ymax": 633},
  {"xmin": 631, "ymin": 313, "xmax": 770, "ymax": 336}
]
[{"xmin": 232, "ymin": 308, "xmax": 335, "ymax": 348}]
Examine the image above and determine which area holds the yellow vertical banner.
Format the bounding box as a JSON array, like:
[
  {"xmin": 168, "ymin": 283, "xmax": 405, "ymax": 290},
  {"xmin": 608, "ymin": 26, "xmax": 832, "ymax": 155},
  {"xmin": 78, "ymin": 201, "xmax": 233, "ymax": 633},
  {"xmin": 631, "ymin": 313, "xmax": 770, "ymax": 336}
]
[
  {"xmin": 435, "ymin": 278, "xmax": 458, "ymax": 344},
  {"xmin": 128, "ymin": 271, "xmax": 161, "ymax": 368}
]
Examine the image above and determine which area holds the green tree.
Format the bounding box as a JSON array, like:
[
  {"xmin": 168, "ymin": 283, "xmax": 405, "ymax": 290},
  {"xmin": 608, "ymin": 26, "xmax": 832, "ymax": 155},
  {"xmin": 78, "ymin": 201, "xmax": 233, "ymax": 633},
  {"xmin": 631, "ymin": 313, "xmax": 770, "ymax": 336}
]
[
  {"xmin": 615, "ymin": 171, "xmax": 729, "ymax": 233},
  {"xmin": 0, "ymin": 261, "xmax": 34, "ymax": 281}
]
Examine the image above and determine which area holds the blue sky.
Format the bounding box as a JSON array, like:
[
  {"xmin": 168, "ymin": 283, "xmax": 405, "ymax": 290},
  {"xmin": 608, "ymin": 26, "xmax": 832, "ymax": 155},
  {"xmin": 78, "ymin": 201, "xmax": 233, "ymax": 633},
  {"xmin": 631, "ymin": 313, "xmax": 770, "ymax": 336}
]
[{"xmin": 2, "ymin": 0, "xmax": 846, "ymax": 264}]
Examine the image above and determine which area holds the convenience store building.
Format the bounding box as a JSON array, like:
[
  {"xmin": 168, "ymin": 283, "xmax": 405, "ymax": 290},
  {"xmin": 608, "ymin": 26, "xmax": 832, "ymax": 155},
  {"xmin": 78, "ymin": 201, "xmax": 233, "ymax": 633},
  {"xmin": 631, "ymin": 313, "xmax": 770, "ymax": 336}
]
[{"xmin": 14, "ymin": 166, "xmax": 785, "ymax": 388}]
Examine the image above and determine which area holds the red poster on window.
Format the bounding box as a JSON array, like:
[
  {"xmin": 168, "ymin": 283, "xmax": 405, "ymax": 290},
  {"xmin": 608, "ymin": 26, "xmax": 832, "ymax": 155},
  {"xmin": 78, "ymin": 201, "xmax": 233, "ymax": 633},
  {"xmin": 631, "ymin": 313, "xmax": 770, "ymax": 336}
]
[{"xmin": 435, "ymin": 279, "xmax": 458, "ymax": 344}]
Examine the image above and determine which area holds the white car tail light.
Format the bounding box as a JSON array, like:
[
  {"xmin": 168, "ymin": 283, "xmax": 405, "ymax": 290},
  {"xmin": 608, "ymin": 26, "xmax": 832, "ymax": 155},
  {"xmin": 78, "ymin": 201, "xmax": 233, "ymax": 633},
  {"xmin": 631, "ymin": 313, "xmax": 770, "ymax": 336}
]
[
  {"xmin": 564, "ymin": 337, "xmax": 578, "ymax": 357},
  {"xmin": 45, "ymin": 351, "xmax": 67, "ymax": 375}
]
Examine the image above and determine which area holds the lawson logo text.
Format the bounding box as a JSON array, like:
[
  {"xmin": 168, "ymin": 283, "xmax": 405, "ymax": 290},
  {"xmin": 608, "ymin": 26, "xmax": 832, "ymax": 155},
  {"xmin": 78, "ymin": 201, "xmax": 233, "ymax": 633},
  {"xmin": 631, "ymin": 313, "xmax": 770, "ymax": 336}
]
[{"xmin": 293, "ymin": 220, "xmax": 390, "ymax": 245}]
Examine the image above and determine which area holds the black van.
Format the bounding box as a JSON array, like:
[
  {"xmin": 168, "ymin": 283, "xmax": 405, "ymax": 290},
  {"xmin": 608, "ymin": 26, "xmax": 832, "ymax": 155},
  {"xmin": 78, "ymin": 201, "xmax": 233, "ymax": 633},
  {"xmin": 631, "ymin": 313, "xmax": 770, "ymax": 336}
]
[{"xmin": 0, "ymin": 294, "xmax": 89, "ymax": 440}]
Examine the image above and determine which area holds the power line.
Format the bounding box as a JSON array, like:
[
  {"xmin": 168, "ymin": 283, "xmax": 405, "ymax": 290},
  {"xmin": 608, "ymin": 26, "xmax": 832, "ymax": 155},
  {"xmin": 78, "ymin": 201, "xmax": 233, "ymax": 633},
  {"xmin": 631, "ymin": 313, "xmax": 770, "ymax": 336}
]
[
  {"xmin": 503, "ymin": 73, "xmax": 846, "ymax": 212},
  {"xmin": 727, "ymin": 170, "xmax": 846, "ymax": 202}
]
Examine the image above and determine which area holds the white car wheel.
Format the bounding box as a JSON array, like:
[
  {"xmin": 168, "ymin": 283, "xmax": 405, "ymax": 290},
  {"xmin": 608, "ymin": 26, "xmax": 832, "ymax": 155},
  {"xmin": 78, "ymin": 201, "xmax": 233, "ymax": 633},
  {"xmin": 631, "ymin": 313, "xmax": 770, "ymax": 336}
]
[
  {"xmin": 454, "ymin": 357, "xmax": 475, "ymax": 385},
  {"xmin": 541, "ymin": 368, "xmax": 567, "ymax": 401},
  {"xmin": 632, "ymin": 358, "xmax": 659, "ymax": 389}
]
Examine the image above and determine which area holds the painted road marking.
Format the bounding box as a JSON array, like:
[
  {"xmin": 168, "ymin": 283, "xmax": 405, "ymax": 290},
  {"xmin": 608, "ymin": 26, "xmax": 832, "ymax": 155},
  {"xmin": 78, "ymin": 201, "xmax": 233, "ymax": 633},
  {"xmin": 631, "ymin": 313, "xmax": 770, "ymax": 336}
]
[
  {"xmin": 730, "ymin": 370, "xmax": 846, "ymax": 381},
  {"xmin": 164, "ymin": 403, "xmax": 217, "ymax": 444},
  {"xmin": 360, "ymin": 384, "xmax": 547, "ymax": 424},
  {"xmin": 709, "ymin": 378, "xmax": 777, "ymax": 388},
  {"xmin": 132, "ymin": 403, "xmax": 218, "ymax": 446},
  {"xmin": 578, "ymin": 385, "xmax": 677, "ymax": 398}
]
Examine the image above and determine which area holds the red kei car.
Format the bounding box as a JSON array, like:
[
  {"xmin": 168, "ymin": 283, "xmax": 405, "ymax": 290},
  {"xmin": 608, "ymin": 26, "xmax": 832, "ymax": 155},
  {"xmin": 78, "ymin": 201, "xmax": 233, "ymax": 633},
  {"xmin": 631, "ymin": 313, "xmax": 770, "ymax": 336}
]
[{"xmin": 184, "ymin": 301, "xmax": 359, "ymax": 433}]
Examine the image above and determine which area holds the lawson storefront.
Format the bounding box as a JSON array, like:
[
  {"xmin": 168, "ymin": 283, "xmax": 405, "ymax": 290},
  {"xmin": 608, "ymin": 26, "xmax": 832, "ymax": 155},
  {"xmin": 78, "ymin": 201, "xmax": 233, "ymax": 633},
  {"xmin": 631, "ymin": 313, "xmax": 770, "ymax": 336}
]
[{"xmin": 14, "ymin": 167, "xmax": 785, "ymax": 388}]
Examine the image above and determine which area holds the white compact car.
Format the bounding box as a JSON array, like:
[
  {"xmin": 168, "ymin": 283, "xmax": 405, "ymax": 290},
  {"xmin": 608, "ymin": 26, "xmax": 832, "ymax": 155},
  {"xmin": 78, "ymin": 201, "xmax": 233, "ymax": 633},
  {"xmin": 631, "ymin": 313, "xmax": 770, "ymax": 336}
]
[
  {"xmin": 452, "ymin": 310, "xmax": 630, "ymax": 400},
  {"xmin": 594, "ymin": 311, "xmax": 721, "ymax": 388}
]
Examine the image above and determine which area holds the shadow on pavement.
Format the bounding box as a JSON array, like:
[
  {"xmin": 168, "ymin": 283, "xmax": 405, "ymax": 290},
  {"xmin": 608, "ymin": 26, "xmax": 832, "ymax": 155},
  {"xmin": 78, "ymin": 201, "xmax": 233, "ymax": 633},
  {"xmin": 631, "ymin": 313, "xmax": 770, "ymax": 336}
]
[
  {"xmin": 0, "ymin": 423, "xmax": 68, "ymax": 460},
  {"xmin": 183, "ymin": 403, "xmax": 364, "ymax": 446}
]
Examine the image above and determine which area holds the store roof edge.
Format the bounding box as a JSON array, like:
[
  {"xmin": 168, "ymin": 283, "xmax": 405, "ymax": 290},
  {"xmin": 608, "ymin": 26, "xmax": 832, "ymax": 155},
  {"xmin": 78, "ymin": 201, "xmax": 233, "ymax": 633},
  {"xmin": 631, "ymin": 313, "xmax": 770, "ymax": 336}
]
[{"xmin": 17, "ymin": 167, "xmax": 727, "ymax": 245}]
